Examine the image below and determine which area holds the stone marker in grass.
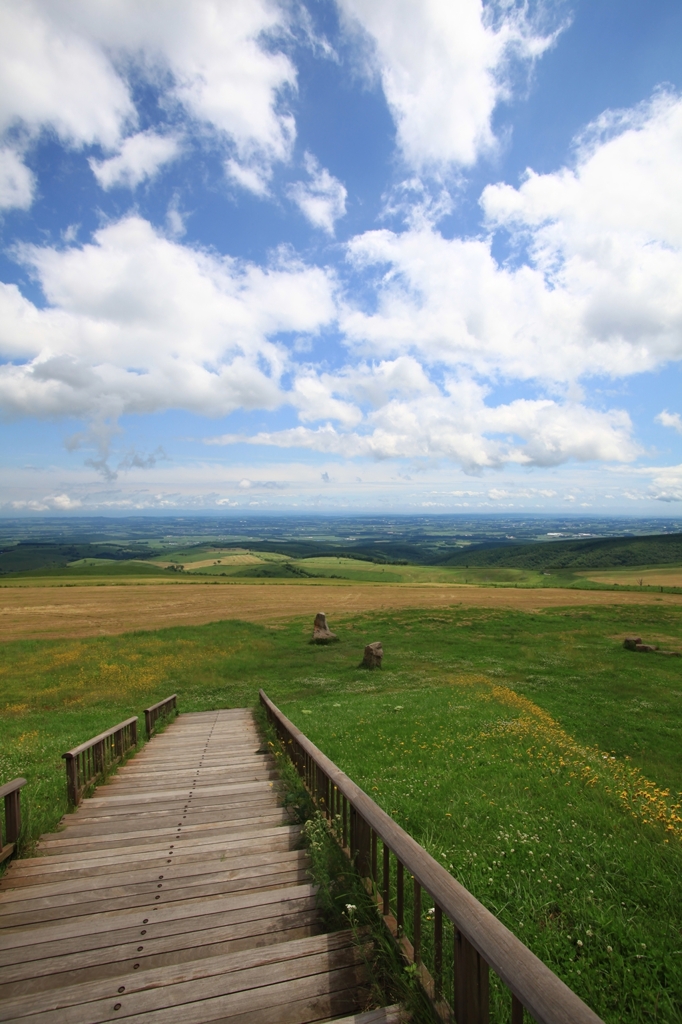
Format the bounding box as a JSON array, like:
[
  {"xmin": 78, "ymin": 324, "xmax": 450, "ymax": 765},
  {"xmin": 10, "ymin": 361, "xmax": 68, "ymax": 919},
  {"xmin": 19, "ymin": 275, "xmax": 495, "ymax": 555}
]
[
  {"xmin": 312, "ymin": 612, "xmax": 339, "ymax": 644},
  {"xmin": 362, "ymin": 641, "xmax": 383, "ymax": 668},
  {"xmin": 623, "ymin": 635, "xmax": 679, "ymax": 655}
]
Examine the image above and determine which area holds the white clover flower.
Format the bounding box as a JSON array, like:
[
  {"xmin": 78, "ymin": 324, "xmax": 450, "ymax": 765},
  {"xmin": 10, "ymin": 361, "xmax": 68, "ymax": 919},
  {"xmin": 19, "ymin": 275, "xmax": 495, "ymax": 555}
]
[
  {"xmin": 345, "ymin": 903, "xmax": 356, "ymax": 912},
  {"xmin": 577, "ymin": 939, "xmax": 583, "ymax": 947},
  {"xmin": 607, "ymin": 946, "xmax": 613, "ymax": 953}
]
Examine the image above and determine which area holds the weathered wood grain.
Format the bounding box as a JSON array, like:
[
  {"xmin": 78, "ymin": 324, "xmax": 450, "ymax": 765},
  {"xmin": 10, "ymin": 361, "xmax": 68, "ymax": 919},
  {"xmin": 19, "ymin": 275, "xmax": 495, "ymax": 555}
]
[{"xmin": 0, "ymin": 710, "xmax": 377, "ymax": 1024}]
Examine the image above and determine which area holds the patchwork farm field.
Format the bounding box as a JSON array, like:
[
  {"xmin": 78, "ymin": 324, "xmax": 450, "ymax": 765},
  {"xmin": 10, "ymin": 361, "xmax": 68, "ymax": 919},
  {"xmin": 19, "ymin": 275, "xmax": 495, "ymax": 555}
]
[{"xmin": 1, "ymin": 596, "xmax": 681, "ymax": 1021}]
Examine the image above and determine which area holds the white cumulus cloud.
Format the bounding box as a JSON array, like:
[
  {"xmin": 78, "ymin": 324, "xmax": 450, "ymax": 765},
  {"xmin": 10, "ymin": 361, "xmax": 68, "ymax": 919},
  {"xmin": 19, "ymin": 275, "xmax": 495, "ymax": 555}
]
[
  {"xmin": 288, "ymin": 153, "xmax": 347, "ymax": 233},
  {"xmin": 0, "ymin": 147, "xmax": 34, "ymax": 209},
  {"xmin": 207, "ymin": 379, "xmax": 636, "ymax": 474},
  {"xmin": 656, "ymin": 410, "xmax": 682, "ymax": 434},
  {"xmin": 342, "ymin": 91, "xmax": 682, "ymax": 383},
  {"xmin": 337, "ymin": 0, "xmax": 559, "ymax": 169},
  {"xmin": 0, "ymin": 215, "xmax": 336, "ymax": 424},
  {"xmin": 0, "ymin": 0, "xmax": 297, "ymax": 203},
  {"xmin": 90, "ymin": 131, "xmax": 183, "ymax": 190}
]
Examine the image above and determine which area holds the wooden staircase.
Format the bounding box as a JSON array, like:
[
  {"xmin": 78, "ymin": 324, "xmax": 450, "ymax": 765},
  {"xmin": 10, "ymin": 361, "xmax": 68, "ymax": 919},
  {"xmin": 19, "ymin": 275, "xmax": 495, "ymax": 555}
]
[{"xmin": 0, "ymin": 709, "xmax": 404, "ymax": 1023}]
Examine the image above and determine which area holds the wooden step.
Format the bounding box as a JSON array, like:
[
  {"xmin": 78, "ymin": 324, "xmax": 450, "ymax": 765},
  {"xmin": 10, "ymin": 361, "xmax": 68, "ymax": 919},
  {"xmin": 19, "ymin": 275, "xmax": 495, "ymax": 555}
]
[{"xmin": 0, "ymin": 709, "xmax": 374, "ymax": 1024}]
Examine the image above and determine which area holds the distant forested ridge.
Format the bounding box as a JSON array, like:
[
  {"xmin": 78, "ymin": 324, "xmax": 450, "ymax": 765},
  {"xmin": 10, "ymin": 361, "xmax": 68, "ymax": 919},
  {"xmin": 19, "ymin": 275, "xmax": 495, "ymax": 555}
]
[{"xmin": 442, "ymin": 533, "xmax": 682, "ymax": 569}]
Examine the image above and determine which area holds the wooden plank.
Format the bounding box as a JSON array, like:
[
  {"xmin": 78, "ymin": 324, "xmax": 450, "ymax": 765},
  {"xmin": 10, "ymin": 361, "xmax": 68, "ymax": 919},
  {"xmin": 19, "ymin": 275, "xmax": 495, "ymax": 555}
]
[
  {"xmin": 36, "ymin": 813, "xmax": 290, "ymax": 854},
  {"xmin": 42, "ymin": 807, "xmax": 290, "ymax": 843},
  {"xmin": 0, "ymin": 884, "xmax": 315, "ymax": 954},
  {"xmin": 0, "ymin": 866, "xmax": 311, "ymax": 929},
  {"xmin": 75, "ymin": 780, "xmax": 283, "ymax": 806},
  {"xmin": 0, "ymin": 912, "xmax": 322, "ymax": 997},
  {"xmin": 2, "ymin": 831, "xmax": 301, "ymax": 880},
  {"xmin": 89, "ymin": 964, "xmax": 366, "ymax": 1024},
  {"xmin": 4, "ymin": 825, "xmax": 301, "ymax": 876},
  {"xmin": 3, "ymin": 957, "xmax": 367, "ymax": 1024},
  {"xmin": 0, "ymin": 848, "xmax": 309, "ymax": 905},
  {"xmin": 0, "ymin": 928, "xmax": 355, "ymax": 1016},
  {"xmin": 107, "ymin": 762, "xmax": 276, "ymax": 781},
  {"xmin": 106, "ymin": 763, "xmax": 278, "ymax": 779},
  {"xmin": 54, "ymin": 793, "xmax": 283, "ymax": 829}
]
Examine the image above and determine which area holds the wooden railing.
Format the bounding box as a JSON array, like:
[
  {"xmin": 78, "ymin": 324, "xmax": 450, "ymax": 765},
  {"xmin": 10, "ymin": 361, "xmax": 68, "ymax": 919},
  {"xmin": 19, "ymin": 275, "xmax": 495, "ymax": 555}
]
[
  {"xmin": 144, "ymin": 694, "xmax": 177, "ymax": 738},
  {"xmin": 0, "ymin": 778, "xmax": 26, "ymax": 863},
  {"xmin": 260, "ymin": 690, "xmax": 603, "ymax": 1024},
  {"xmin": 62, "ymin": 717, "xmax": 138, "ymax": 805}
]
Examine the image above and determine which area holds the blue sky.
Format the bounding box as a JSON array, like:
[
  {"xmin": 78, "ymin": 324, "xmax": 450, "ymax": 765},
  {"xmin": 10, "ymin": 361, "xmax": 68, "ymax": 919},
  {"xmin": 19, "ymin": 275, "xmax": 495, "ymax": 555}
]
[{"xmin": 1, "ymin": 0, "xmax": 681, "ymax": 515}]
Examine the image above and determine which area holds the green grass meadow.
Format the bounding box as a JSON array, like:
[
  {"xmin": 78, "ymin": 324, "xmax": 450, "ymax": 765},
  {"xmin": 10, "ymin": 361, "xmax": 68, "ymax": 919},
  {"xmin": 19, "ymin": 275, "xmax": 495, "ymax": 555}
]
[{"xmin": 1, "ymin": 602, "xmax": 681, "ymax": 1022}]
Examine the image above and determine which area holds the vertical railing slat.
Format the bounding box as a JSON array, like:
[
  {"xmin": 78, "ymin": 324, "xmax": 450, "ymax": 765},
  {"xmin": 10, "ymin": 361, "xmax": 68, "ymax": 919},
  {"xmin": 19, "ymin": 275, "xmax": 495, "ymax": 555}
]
[
  {"xmin": 414, "ymin": 879, "xmax": 422, "ymax": 964},
  {"xmin": 397, "ymin": 859, "xmax": 404, "ymax": 934},
  {"xmin": 383, "ymin": 841, "xmax": 390, "ymax": 916},
  {"xmin": 434, "ymin": 904, "xmax": 443, "ymax": 1000}
]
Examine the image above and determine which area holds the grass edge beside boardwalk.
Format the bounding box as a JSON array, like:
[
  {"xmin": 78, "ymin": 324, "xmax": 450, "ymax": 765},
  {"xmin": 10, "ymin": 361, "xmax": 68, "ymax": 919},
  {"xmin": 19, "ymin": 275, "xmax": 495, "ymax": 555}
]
[{"xmin": 253, "ymin": 702, "xmax": 436, "ymax": 1023}]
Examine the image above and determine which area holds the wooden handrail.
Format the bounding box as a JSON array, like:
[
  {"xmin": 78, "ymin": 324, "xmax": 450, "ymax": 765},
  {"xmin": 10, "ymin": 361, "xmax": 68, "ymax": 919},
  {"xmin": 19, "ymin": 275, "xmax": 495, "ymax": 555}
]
[
  {"xmin": 260, "ymin": 689, "xmax": 603, "ymax": 1024},
  {"xmin": 62, "ymin": 717, "xmax": 138, "ymax": 805},
  {"xmin": 0, "ymin": 778, "xmax": 26, "ymax": 864},
  {"xmin": 64, "ymin": 717, "xmax": 138, "ymax": 758},
  {"xmin": 143, "ymin": 694, "xmax": 177, "ymax": 738}
]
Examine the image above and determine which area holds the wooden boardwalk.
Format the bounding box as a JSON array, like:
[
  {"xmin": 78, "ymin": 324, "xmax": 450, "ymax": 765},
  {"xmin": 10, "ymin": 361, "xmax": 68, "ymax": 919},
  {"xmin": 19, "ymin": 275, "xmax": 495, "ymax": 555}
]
[{"xmin": 0, "ymin": 710, "xmax": 402, "ymax": 1024}]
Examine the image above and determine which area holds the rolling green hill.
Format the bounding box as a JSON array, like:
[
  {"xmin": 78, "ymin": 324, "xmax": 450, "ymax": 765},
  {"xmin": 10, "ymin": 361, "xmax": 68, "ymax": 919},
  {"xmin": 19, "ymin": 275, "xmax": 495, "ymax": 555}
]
[
  {"xmin": 0, "ymin": 541, "xmax": 158, "ymax": 574},
  {"xmin": 442, "ymin": 532, "xmax": 682, "ymax": 569}
]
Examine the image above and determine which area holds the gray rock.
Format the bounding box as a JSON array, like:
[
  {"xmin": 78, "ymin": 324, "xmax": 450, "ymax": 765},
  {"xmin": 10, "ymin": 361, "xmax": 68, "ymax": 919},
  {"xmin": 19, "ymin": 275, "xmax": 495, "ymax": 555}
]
[
  {"xmin": 623, "ymin": 636, "xmax": 642, "ymax": 650},
  {"xmin": 312, "ymin": 612, "xmax": 338, "ymax": 644},
  {"xmin": 363, "ymin": 641, "xmax": 383, "ymax": 669}
]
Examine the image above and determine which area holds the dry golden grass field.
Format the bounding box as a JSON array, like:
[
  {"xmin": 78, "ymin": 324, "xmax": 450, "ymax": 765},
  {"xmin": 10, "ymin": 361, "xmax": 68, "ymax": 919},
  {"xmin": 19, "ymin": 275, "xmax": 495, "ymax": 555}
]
[
  {"xmin": 1, "ymin": 578, "xmax": 681, "ymax": 640},
  {"xmin": 585, "ymin": 566, "xmax": 682, "ymax": 587}
]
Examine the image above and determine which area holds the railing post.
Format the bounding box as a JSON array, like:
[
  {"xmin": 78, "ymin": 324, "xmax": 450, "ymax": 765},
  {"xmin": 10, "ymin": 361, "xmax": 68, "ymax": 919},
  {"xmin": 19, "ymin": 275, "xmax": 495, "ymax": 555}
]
[
  {"xmin": 354, "ymin": 810, "xmax": 372, "ymax": 879},
  {"xmin": 64, "ymin": 754, "xmax": 80, "ymax": 806},
  {"xmin": 0, "ymin": 779, "xmax": 27, "ymax": 863},
  {"xmin": 143, "ymin": 696, "xmax": 176, "ymax": 739},
  {"xmin": 455, "ymin": 929, "xmax": 490, "ymax": 1024},
  {"xmin": 342, "ymin": 795, "xmax": 348, "ymax": 849},
  {"xmin": 5, "ymin": 788, "xmax": 21, "ymax": 845}
]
